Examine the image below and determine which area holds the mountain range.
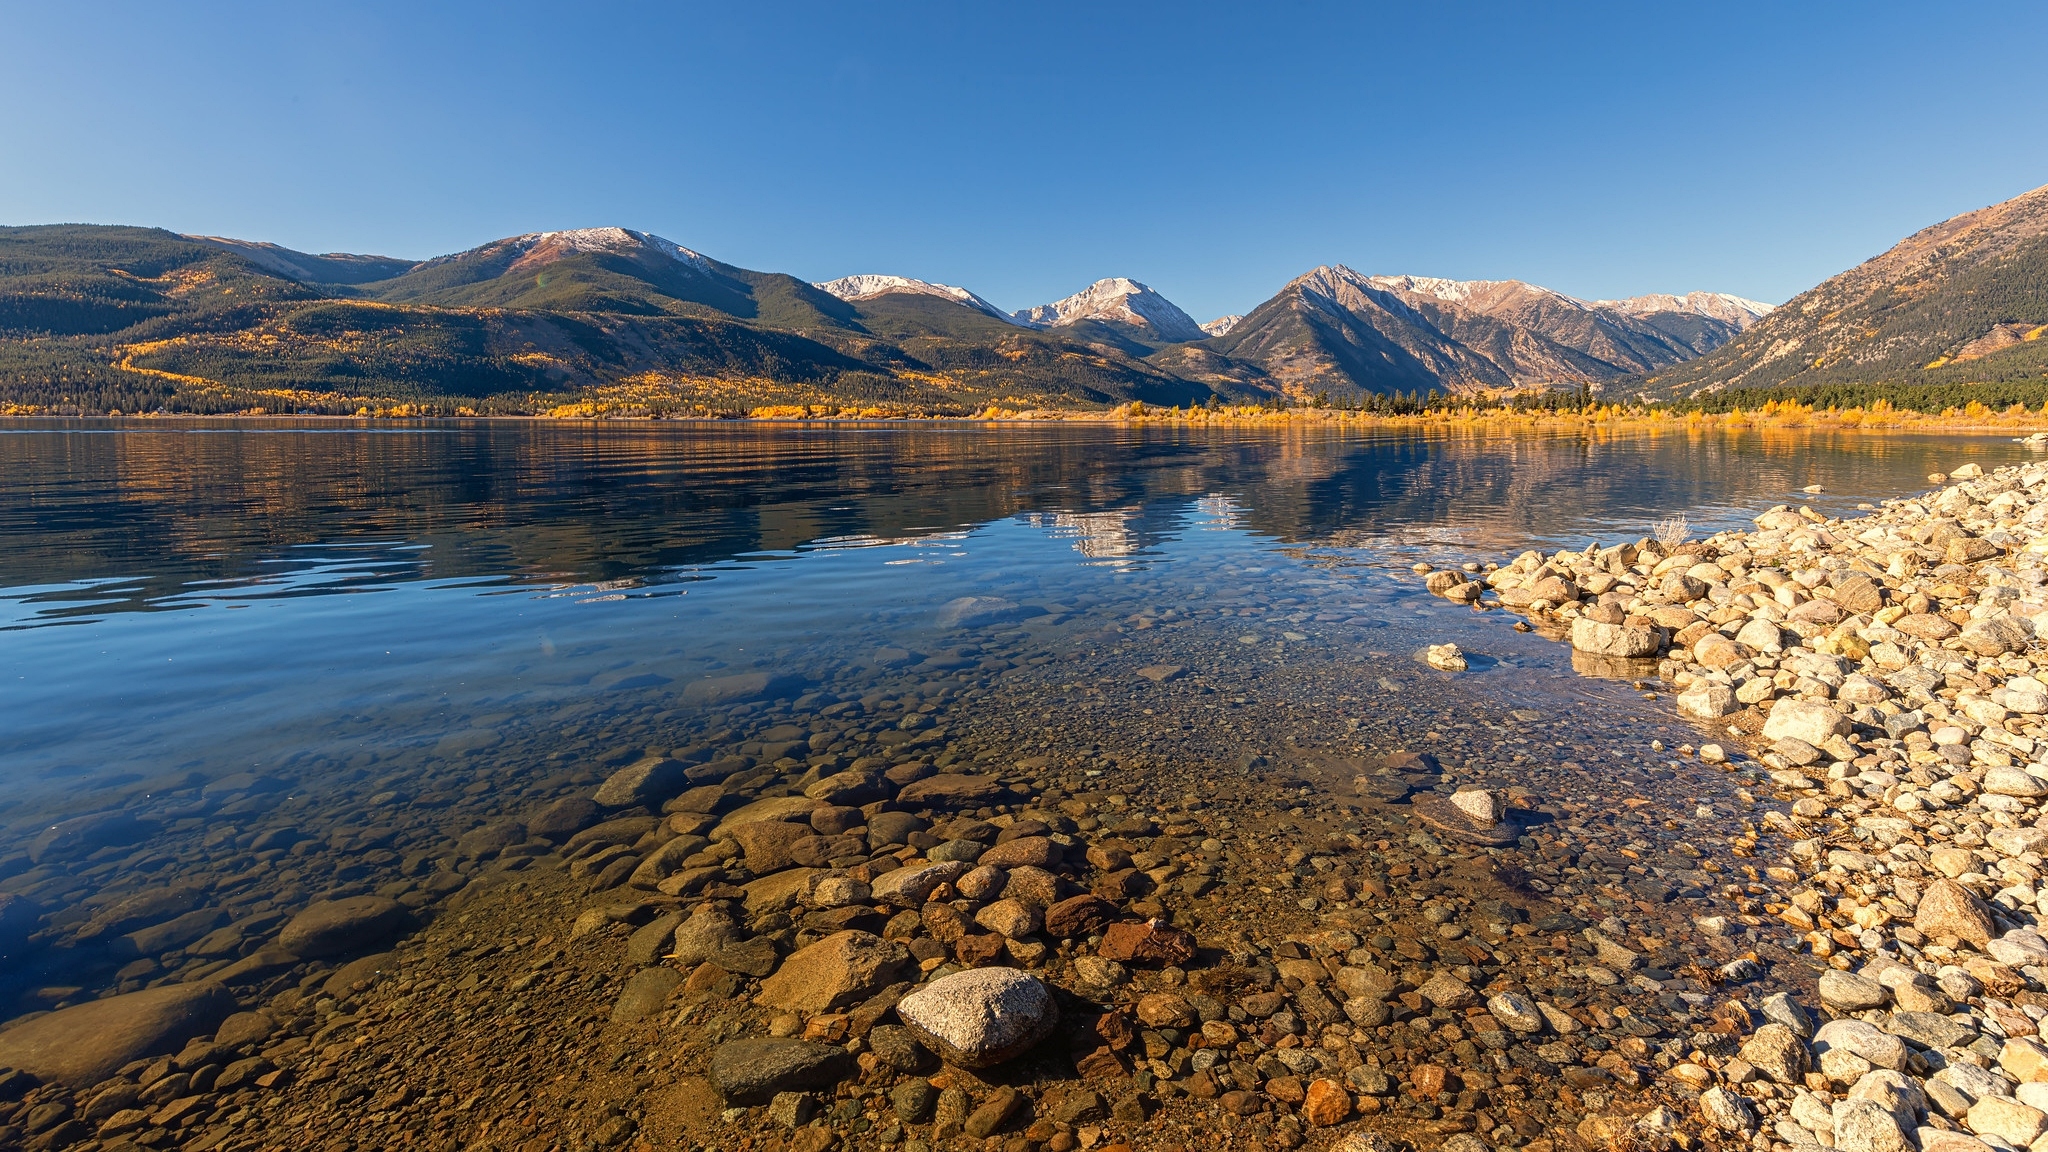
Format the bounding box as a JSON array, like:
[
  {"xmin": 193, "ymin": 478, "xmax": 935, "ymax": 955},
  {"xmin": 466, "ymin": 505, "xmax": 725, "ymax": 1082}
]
[{"xmin": 11, "ymin": 184, "xmax": 2044, "ymax": 416}]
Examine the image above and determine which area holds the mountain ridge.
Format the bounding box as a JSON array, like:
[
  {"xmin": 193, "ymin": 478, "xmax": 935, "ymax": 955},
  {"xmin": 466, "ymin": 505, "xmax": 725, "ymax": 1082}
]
[
  {"xmin": 1630, "ymin": 182, "xmax": 2048, "ymax": 400},
  {"xmin": 0, "ymin": 219, "xmax": 1786, "ymax": 415}
]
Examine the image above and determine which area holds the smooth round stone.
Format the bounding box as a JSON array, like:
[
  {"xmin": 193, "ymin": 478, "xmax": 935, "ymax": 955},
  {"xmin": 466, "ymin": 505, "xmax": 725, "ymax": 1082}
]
[
  {"xmin": 278, "ymin": 896, "xmax": 409, "ymax": 959},
  {"xmin": 1486, "ymin": 992, "xmax": 1543, "ymax": 1034}
]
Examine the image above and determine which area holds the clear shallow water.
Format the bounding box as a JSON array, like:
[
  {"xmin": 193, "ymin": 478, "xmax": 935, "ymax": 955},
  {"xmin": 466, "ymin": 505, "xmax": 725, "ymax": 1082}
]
[
  {"xmin": 0, "ymin": 420, "xmax": 2030, "ymax": 808},
  {"xmin": 0, "ymin": 419, "xmax": 2033, "ymax": 1016}
]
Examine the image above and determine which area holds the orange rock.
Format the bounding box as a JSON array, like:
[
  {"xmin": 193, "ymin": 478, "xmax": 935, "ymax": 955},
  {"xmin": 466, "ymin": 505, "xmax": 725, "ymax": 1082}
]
[
  {"xmin": 1303, "ymin": 1078, "xmax": 1353, "ymax": 1126},
  {"xmin": 1266, "ymin": 1075, "xmax": 1305, "ymax": 1103},
  {"xmin": 1411, "ymin": 1064, "xmax": 1448, "ymax": 1098}
]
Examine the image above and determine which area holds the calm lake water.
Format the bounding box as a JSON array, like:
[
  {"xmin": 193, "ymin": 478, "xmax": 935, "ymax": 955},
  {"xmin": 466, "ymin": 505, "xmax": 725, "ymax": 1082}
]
[{"xmin": 0, "ymin": 419, "xmax": 2030, "ymax": 1014}]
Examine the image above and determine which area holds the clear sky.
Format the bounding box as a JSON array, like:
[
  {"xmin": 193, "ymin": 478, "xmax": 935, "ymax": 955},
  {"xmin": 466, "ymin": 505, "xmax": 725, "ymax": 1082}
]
[{"xmin": 4, "ymin": 2, "xmax": 2045, "ymax": 322}]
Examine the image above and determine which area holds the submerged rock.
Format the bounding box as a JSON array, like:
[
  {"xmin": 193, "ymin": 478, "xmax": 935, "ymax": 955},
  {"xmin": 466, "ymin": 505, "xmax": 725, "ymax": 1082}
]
[
  {"xmin": 0, "ymin": 981, "xmax": 237, "ymax": 1087},
  {"xmin": 278, "ymin": 896, "xmax": 409, "ymax": 958}
]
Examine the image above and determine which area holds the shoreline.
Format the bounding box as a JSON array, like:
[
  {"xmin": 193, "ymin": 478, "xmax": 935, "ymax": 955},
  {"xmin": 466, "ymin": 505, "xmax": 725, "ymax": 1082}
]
[
  {"xmin": 5, "ymin": 408, "xmax": 2048, "ymax": 438},
  {"xmin": 1418, "ymin": 456, "xmax": 2048, "ymax": 1152}
]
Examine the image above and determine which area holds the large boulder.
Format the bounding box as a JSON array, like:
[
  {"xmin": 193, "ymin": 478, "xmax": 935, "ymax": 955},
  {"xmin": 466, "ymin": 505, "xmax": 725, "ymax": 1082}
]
[
  {"xmin": 896, "ymin": 967, "xmax": 1058, "ymax": 1068},
  {"xmin": 611, "ymin": 968, "xmax": 683, "ymax": 1024},
  {"xmin": 729, "ymin": 821, "xmax": 813, "ymax": 873},
  {"xmin": 593, "ymin": 756, "xmax": 690, "ymax": 809},
  {"xmin": 1569, "ymin": 618, "xmax": 1660, "ymax": 658},
  {"xmin": 28, "ymin": 811, "xmax": 153, "ymax": 864},
  {"xmin": 681, "ymin": 671, "xmax": 800, "ymax": 707},
  {"xmin": 897, "ymin": 775, "xmax": 1009, "ymax": 808},
  {"xmin": 1915, "ymin": 879, "xmax": 1996, "ymax": 945},
  {"xmin": 0, "ymin": 982, "xmax": 236, "ymax": 1087},
  {"xmin": 278, "ymin": 896, "xmax": 410, "ymax": 958},
  {"xmin": 871, "ymin": 861, "xmax": 969, "ymax": 907},
  {"xmin": 742, "ymin": 868, "xmax": 822, "ymax": 916},
  {"xmin": 1677, "ymin": 681, "xmax": 1740, "ymax": 719},
  {"xmin": 528, "ymin": 796, "xmax": 604, "ymax": 841},
  {"xmin": 1961, "ymin": 616, "xmax": 2033, "ymax": 657},
  {"xmin": 712, "ymin": 796, "xmax": 820, "ymax": 839},
  {"xmin": 1761, "ymin": 699, "xmax": 1851, "ymax": 746},
  {"xmin": 669, "ymin": 905, "xmax": 745, "ymax": 965},
  {"xmin": 756, "ymin": 930, "xmax": 912, "ymax": 1012},
  {"xmin": 709, "ymin": 1038, "xmax": 855, "ymax": 1105},
  {"xmin": 937, "ymin": 596, "xmax": 1044, "ymax": 629}
]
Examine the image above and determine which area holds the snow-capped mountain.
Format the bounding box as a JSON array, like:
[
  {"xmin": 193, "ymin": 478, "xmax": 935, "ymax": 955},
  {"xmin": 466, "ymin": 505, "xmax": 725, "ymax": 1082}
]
[
  {"xmin": 1593, "ymin": 291, "xmax": 1773, "ymax": 329},
  {"xmin": 1211, "ymin": 264, "xmax": 1773, "ymax": 395},
  {"xmin": 1013, "ymin": 278, "xmax": 1207, "ymax": 343},
  {"xmin": 412, "ymin": 227, "xmax": 712, "ymax": 275},
  {"xmin": 1200, "ymin": 315, "xmax": 1243, "ymax": 338},
  {"xmin": 813, "ymin": 274, "xmax": 1011, "ymax": 321}
]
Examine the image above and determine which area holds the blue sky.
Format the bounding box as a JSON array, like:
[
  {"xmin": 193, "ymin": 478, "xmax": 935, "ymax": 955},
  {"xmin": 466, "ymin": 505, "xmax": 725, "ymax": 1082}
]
[{"xmin": 3, "ymin": 2, "xmax": 2045, "ymax": 321}]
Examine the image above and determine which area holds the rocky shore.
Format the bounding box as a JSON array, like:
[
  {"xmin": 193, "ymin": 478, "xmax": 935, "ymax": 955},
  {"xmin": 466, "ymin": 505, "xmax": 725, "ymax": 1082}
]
[
  {"xmin": 23, "ymin": 456, "xmax": 2046, "ymax": 1152},
  {"xmin": 1418, "ymin": 455, "xmax": 2048, "ymax": 1152}
]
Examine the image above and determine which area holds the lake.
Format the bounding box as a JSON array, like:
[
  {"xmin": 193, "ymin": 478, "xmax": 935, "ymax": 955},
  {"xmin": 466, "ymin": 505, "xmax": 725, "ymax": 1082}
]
[{"xmin": 0, "ymin": 419, "xmax": 2028, "ymax": 1149}]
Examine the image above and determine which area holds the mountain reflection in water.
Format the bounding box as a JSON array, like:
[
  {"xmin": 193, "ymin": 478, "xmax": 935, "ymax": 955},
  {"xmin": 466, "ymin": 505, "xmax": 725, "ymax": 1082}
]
[{"xmin": 0, "ymin": 420, "xmax": 2020, "ymax": 627}]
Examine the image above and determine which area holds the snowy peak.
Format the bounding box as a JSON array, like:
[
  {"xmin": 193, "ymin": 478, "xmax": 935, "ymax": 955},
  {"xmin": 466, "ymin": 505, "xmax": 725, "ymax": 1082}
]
[
  {"xmin": 1201, "ymin": 315, "xmax": 1243, "ymax": 337},
  {"xmin": 1291, "ymin": 267, "xmax": 1771, "ymax": 329},
  {"xmin": 1013, "ymin": 277, "xmax": 1206, "ymax": 343},
  {"xmin": 813, "ymin": 274, "xmax": 1010, "ymax": 320},
  {"xmin": 1367, "ymin": 274, "xmax": 1586, "ymax": 314},
  {"xmin": 419, "ymin": 228, "xmax": 712, "ymax": 275},
  {"xmin": 1288, "ymin": 264, "xmax": 1375, "ymax": 304},
  {"xmin": 1594, "ymin": 291, "xmax": 1773, "ymax": 328}
]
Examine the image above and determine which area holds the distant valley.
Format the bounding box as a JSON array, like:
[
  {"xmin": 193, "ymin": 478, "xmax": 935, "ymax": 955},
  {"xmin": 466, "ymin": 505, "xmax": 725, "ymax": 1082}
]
[{"xmin": 3, "ymin": 184, "xmax": 2043, "ymax": 417}]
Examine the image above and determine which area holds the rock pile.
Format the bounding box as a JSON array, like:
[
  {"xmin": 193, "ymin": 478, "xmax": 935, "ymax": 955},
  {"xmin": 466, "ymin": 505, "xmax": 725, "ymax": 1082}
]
[{"xmin": 1424, "ymin": 457, "xmax": 2048, "ymax": 1152}]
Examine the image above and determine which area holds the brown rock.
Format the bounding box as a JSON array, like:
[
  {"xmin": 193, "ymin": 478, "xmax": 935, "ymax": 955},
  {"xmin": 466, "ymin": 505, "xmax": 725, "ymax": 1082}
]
[
  {"xmin": 756, "ymin": 930, "xmax": 912, "ymax": 1012},
  {"xmin": 278, "ymin": 896, "xmax": 408, "ymax": 958},
  {"xmin": 1788, "ymin": 599, "xmax": 1843, "ymax": 625},
  {"xmin": 1074, "ymin": 1047, "xmax": 1125, "ymax": 1081},
  {"xmin": 1895, "ymin": 613, "xmax": 1960, "ymax": 641},
  {"xmin": 1093, "ymin": 870, "xmax": 1146, "ymax": 900},
  {"xmin": 1002, "ymin": 865, "xmax": 1063, "ymax": 908},
  {"xmin": 1948, "ymin": 536, "xmax": 2000, "ymax": 564},
  {"xmin": 1303, "ymin": 1078, "xmax": 1353, "ymax": 1126},
  {"xmin": 1411, "ymin": 1064, "xmax": 1448, "ymax": 1098},
  {"xmin": 1267, "ymin": 1075, "xmax": 1306, "ymax": 1103},
  {"xmin": 922, "ymin": 903, "xmax": 974, "ymax": 943},
  {"xmin": 528, "ymin": 796, "xmax": 603, "ymax": 841},
  {"xmin": 871, "ymin": 860, "xmax": 968, "ymax": 907},
  {"xmin": 1044, "ymin": 895, "xmax": 1119, "ymax": 939},
  {"xmin": 977, "ymin": 837, "xmax": 1061, "ymax": 869},
  {"xmin": 974, "ymin": 898, "xmax": 1044, "ymax": 939},
  {"xmin": 1833, "ymin": 574, "xmax": 1885, "ymax": 614},
  {"xmin": 1098, "ymin": 920, "xmax": 1195, "ymax": 966},
  {"xmin": 954, "ymin": 933, "xmax": 1008, "ymax": 966},
  {"xmin": 1916, "ymin": 878, "xmax": 1997, "ymax": 945},
  {"xmin": 896, "ymin": 774, "xmax": 1008, "ymax": 808},
  {"xmin": 963, "ymin": 1085, "xmax": 1023, "ymax": 1140},
  {"xmin": 1241, "ymin": 990, "xmax": 1286, "ymax": 1017},
  {"xmin": 1086, "ymin": 844, "xmax": 1132, "ymax": 871},
  {"xmin": 729, "ymin": 821, "xmax": 813, "ymax": 874},
  {"xmin": 883, "ymin": 762, "xmax": 933, "ymax": 787},
  {"xmin": 0, "ymin": 982, "xmax": 236, "ymax": 1087},
  {"xmin": 1135, "ymin": 993, "xmax": 1196, "ymax": 1028}
]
